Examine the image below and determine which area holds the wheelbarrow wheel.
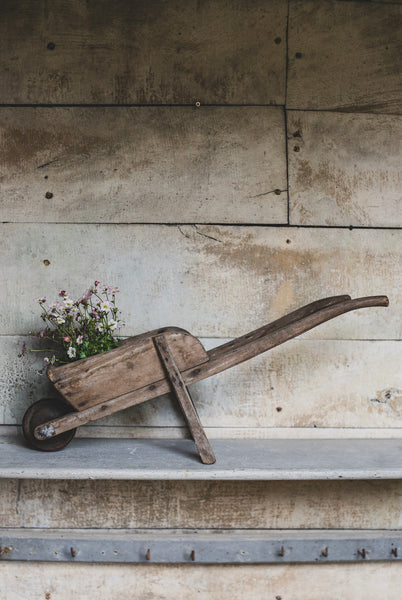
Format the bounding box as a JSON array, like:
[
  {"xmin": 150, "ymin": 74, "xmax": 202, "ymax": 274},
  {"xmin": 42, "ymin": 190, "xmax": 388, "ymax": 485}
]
[{"xmin": 22, "ymin": 398, "xmax": 76, "ymax": 452}]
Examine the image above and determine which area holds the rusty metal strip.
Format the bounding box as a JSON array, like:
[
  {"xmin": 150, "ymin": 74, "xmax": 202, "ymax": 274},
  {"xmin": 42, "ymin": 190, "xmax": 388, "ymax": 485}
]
[{"xmin": 1, "ymin": 529, "xmax": 401, "ymax": 564}]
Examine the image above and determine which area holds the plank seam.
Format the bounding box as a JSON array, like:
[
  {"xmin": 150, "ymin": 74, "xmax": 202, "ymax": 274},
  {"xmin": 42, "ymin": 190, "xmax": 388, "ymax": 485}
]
[
  {"xmin": 1, "ymin": 222, "xmax": 401, "ymax": 230},
  {"xmin": 0, "ymin": 105, "xmax": 400, "ymax": 116},
  {"xmin": 335, "ymin": 0, "xmax": 402, "ymax": 5},
  {"xmin": 285, "ymin": 1, "xmax": 290, "ymax": 225},
  {"xmin": 282, "ymin": 107, "xmax": 402, "ymax": 117}
]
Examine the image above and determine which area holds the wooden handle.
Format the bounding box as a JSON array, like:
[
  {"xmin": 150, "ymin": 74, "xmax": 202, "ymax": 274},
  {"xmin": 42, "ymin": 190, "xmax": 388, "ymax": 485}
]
[
  {"xmin": 186, "ymin": 295, "xmax": 390, "ymax": 384},
  {"xmin": 208, "ymin": 294, "xmax": 352, "ymax": 361}
]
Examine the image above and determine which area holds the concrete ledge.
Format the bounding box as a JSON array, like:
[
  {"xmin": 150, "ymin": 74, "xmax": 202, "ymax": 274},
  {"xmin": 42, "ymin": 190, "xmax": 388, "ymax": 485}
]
[{"xmin": 1, "ymin": 434, "xmax": 402, "ymax": 480}]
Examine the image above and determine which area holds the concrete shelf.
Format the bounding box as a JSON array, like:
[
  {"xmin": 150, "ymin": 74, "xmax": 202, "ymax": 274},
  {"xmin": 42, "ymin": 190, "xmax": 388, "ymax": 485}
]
[{"xmin": 1, "ymin": 433, "xmax": 402, "ymax": 480}]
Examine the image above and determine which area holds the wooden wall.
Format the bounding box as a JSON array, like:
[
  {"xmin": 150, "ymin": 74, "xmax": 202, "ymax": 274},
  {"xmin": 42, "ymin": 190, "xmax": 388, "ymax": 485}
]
[{"xmin": 0, "ymin": 0, "xmax": 401, "ymax": 597}]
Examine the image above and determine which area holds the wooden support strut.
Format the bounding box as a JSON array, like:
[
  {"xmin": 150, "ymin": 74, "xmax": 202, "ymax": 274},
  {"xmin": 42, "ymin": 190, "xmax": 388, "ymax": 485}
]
[{"xmin": 153, "ymin": 334, "xmax": 216, "ymax": 465}]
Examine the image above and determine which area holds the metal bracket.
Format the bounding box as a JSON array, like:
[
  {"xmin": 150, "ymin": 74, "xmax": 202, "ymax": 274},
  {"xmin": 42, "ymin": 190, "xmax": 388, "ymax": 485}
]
[{"xmin": 1, "ymin": 529, "xmax": 401, "ymax": 564}]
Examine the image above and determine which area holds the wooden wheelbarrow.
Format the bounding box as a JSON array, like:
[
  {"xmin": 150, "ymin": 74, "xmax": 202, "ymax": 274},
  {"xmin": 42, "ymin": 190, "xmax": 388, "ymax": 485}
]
[{"xmin": 22, "ymin": 294, "xmax": 389, "ymax": 463}]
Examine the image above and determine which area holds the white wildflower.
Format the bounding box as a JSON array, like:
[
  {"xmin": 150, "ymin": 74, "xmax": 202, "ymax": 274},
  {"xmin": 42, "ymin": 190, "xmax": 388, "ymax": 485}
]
[
  {"xmin": 63, "ymin": 297, "xmax": 74, "ymax": 308},
  {"xmin": 99, "ymin": 300, "xmax": 111, "ymax": 313},
  {"xmin": 67, "ymin": 346, "xmax": 76, "ymax": 359},
  {"xmin": 56, "ymin": 316, "xmax": 65, "ymax": 324},
  {"xmin": 108, "ymin": 319, "xmax": 118, "ymax": 331},
  {"xmin": 76, "ymin": 335, "xmax": 83, "ymax": 345},
  {"xmin": 48, "ymin": 303, "xmax": 58, "ymax": 315}
]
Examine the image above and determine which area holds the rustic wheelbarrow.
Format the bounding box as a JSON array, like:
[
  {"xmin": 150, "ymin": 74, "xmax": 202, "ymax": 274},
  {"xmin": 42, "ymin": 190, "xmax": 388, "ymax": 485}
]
[{"xmin": 22, "ymin": 294, "xmax": 389, "ymax": 463}]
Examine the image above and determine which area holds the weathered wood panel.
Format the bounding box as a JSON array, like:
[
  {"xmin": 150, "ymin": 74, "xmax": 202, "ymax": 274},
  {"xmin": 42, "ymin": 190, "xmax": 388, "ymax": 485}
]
[
  {"xmin": 0, "ymin": 106, "xmax": 287, "ymax": 224},
  {"xmin": 2, "ymin": 479, "xmax": 402, "ymax": 529},
  {"xmin": 287, "ymin": 0, "xmax": 402, "ymax": 112},
  {"xmin": 1, "ymin": 562, "xmax": 402, "ymax": 600},
  {"xmin": 0, "ymin": 0, "xmax": 287, "ymax": 105},
  {"xmin": 3, "ymin": 337, "xmax": 402, "ymax": 428},
  {"xmin": 0, "ymin": 225, "xmax": 399, "ymax": 339},
  {"xmin": 288, "ymin": 111, "xmax": 402, "ymax": 227},
  {"xmin": 0, "ymin": 480, "xmax": 19, "ymax": 528}
]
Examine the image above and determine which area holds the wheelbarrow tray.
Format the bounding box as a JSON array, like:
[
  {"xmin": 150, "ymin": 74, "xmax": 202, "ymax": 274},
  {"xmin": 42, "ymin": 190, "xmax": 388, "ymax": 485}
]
[{"xmin": 47, "ymin": 327, "xmax": 209, "ymax": 412}]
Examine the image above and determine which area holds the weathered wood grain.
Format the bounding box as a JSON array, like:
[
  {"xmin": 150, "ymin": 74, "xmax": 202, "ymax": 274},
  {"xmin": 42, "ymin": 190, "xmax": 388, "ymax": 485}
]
[
  {"xmin": 0, "ymin": 106, "xmax": 287, "ymax": 224},
  {"xmin": 0, "ymin": 0, "xmax": 287, "ymax": 105},
  {"xmin": 287, "ymin": 0, "xmax": 402, "ymax": 112},
  {"xmin": 154, "ymin": 334, "xmax": 216, "ymax": 464},
  {"xmin": 1, "ymin": 563, "xmax": 402, "ymax": 600},
  {"xmin": 207, "ymin": 295, "xmax": 351, "ymax": 360},
  {"xmin": 0, "ymin": 224, "xmax": 399, "ymax": 339},
  {"xmin": 2, "ymin": 478, "xmax": 402, "ymax": 529},
  {"xmin": 0, "ymin": 480, "xmax": 20, "ymax": 528},
  {"xmin": 48, "ymin": 328, "xmax": 208, "ymax": 411},
  {"xmin": 185, "ymin": 297, "xmax": 389, "ymax": 385},
  {"xmin": 288, "ymin": 111, "xmax": 402, "ymax": 227},
  {"xmin": 3, "ymin": 336, "xmax": 401, "ymax": 429}
]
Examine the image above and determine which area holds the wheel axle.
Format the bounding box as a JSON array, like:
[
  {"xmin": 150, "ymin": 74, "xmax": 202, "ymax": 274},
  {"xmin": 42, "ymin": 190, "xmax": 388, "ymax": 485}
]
[{"xmin": 22, "ymin": 398, "xmax": 76, "ymax": 452}]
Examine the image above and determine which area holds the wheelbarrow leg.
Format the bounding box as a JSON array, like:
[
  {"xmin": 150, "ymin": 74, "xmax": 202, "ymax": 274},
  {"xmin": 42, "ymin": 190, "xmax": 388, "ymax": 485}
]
[{"xmin": 154, "ymin": 334, "xmax": 216, "ymax": 465}]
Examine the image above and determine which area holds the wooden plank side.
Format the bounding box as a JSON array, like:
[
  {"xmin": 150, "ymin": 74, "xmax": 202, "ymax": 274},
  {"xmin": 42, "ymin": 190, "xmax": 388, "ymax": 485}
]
[
  {"xmin": 153, "ymin": 335, "xmax": 216, "ymax": 465},
  {"xmin": 0, "ymin": 225, "xmax": 399, "ymax": 339},
  {"xmin": 47, "ymin": 330, "xmax": 208, "ymax": 411},
  {"xmin": 0, "ymin": 106, "xmax": 287, "ymax": 224},
  {"xmin": 288, "ymin": 111, "xmax": 402, "ymax": 227},
  {"xmin": 2, "ymin": 479, "xmax": 402, "ymax": 529},
  {"xmin": 287, "ymin": 0, "xmax": 402, "ymax": 113},
  {"xmin": 0, "ymin": 0, "xmax": 287, "ymax": 105},
  {"xmin": 1, "ymin": 563, "xmax": 402, "ymax": 600},
  {"xmin": 2, "ymin": 337, "xmax": 401, "ymax": 429}
]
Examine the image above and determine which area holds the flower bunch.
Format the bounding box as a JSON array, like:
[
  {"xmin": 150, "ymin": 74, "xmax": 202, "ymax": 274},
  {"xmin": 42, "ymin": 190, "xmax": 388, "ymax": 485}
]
[{"xmin": 22, "ymin": 281, "xmax": 125, "ymax": 373}]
